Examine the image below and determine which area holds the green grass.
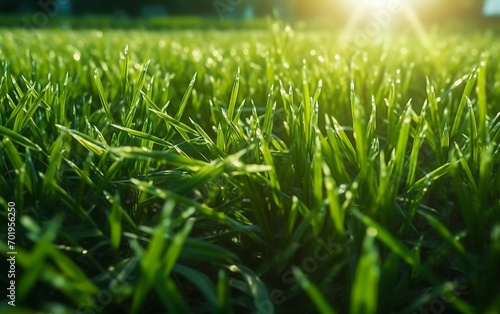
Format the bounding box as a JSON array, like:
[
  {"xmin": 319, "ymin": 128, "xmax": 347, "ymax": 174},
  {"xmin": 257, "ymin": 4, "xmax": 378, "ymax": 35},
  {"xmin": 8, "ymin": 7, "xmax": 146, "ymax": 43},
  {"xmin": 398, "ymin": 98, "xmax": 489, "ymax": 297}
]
[{"xmin": 1, "ymin": 20, "xmax": 500, "ymax": 314}]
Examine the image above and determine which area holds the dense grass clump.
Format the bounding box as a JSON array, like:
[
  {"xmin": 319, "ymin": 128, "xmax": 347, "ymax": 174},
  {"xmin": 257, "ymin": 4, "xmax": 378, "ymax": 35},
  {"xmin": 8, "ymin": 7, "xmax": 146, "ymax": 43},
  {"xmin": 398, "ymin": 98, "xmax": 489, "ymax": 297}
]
[{"xmin": 1, "ymin": 21, "xmax": 500, "ymax": 313}]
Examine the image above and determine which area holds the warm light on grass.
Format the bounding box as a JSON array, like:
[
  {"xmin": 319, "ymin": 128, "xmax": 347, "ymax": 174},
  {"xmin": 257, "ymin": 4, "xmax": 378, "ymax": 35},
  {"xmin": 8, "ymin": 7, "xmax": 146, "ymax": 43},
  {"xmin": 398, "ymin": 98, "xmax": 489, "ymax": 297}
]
[{"xmin": 0, "ymin": 17, "xmax": 499, "ymax": 314}]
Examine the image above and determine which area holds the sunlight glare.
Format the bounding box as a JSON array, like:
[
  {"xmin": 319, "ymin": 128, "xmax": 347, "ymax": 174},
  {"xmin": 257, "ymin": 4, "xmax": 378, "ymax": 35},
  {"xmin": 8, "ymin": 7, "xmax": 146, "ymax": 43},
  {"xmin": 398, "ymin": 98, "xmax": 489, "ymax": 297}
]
[{"xmin": 346, "ymin": 0, "xmax": 413, "ymax": 8}]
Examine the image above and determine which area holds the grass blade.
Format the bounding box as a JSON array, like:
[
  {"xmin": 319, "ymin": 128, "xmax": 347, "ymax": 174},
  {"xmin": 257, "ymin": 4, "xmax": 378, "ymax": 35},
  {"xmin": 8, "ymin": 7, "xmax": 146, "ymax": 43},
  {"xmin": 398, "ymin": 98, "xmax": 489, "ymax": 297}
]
[{"xmin": 350, "ymin": 228, "xmax": 380, "ymax": 314}]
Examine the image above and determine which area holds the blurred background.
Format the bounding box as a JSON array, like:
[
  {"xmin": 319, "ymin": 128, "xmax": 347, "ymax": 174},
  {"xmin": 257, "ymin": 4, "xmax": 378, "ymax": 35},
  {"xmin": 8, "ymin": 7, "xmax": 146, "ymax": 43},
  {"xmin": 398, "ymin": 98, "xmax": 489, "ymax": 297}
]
[{"xmin": 0, "ymin": 0, "xmax": 498, "ymax": 28}]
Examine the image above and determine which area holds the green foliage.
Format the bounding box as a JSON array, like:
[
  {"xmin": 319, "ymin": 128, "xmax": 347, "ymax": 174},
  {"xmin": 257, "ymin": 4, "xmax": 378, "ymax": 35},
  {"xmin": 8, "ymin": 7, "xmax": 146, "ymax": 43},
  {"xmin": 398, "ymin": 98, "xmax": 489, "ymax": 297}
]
[{"xmin": 1, "ymin": 20, "xmax": 500, "ymax": 314}]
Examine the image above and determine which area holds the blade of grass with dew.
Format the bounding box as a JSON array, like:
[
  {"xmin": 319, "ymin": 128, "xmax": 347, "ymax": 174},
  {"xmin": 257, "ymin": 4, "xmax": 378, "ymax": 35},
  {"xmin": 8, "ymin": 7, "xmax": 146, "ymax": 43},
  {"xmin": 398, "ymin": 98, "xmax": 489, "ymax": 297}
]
[
  {"xmin": 1, "ymin": 138, "xmax": 34, "ymax": 194},
  {"xmin": 56, "ymin": 124, "xmax": 107, "ymax": 156},
  {"xmin": 127, "ymin": 59, "xmax": 151, "ymax": 122},
  {"xmin": 42, "ymin": 134, "xmax": 65, "ymax": 195},
  {"xmin": 323, "ymin": 162, "xmax": 345, "ymax": 239},
  {"xmin": 93, "ymin": 69, "xmax": 114, "ymax": 123},
  {"xmin": 0, "ymin": 125, "xmax": 43, "ymax": 152},
  {"xmin": 174, "ymin": 72, "xmax": 197, "ymax": 121},
  {"xmin": 453, "ymin": 142, "xmax": 477, "ymax": 193},
  {"xmin": 14, "ymin": 83, "xmax": 49, "ymax": 132},
  {"xmin": 120, "ymin": 45, "xmax": 130, "ymax": 99},
  {"xmin": 220, "ymin": 107, "xmax": 248, "ymax": 149},
  {"xmin": 477, "ymin": 60, "xmax": 487, "ymax": 145},
  {"xmin": 262, "ymin": 85, "xmax": 276, "ymax": 143},
  {"xmin": 110, "ymin": 146, "xmax": 206, "ymax": 170},
  {"xmin": 408, "ymin": 163, "xmax": 452, "ymax": 194},
  {"xmin": 111, "ymin": 123, "xmax": 173, "ymax": 147},
  {"xmin": 467, "ymin": 96, "xmax": 479, "ymax": 168},
  {"xmin": 350, "ymin": 81, "xmax": 368, "ymax": 172},
  {"xmin": 1, "ymin": 137, "xmax": 24, "ymax": 174},
  {"xmin": 227, "ymin": 67, "xmax": 240, "ymax": 122},
  {"xmin": 5, "ymin": 87, "xmax": 32, "ymax": 130},
  {"xmin": 426, "ymin": 77, "xmax": 442, "ymax": 140},
  {"xmin": 451, "ymin": 70, "xmax": 477, "ymax": 138},
  {"xmin": 190, "ymin": 118, "xmax": 225, "ymax": 158},
  {"xmin": 129, "ymin": 178, "xmax": 259, "ymax": 241},
  {"xmin": 389, "ymin": 100, "xmax": 412, "ymax": 189},
  {"xmin": 148, "ymin": 108, "xmax": 197, "ymax": 141},
  {"xmin": 351, "ymin": 209, "xmax": 418, "ymax": 267},
  {"xmin": 406, "ymin": 121, "xmax": 427, "ymax": 189}
]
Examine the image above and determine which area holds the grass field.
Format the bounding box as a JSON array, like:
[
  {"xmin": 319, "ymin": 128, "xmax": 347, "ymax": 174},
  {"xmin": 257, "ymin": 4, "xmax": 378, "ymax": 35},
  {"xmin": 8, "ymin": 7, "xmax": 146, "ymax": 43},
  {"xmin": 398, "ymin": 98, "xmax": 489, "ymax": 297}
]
[{"xmin": 1, "ymin": 20, "xmax": 500, "ymax": 313}]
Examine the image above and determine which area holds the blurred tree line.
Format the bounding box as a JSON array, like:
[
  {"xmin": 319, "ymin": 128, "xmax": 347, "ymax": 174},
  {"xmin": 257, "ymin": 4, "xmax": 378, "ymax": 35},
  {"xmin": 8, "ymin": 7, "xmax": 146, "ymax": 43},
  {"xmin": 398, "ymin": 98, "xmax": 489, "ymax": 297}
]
[
  {"xmin": 0, "ymin": 0, "xmax": 489, "ymax": 19},
  {"xmin": 424, "ymin": 0, "xmax": 486, "ymax": 20}
]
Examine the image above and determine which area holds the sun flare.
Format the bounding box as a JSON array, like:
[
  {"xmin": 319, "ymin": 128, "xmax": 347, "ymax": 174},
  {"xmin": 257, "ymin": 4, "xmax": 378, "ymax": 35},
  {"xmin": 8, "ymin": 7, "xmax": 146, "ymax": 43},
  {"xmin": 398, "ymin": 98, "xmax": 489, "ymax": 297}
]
[{"xmin": 347, "ymin": 0, "xmax": 413, "ymax": 8}]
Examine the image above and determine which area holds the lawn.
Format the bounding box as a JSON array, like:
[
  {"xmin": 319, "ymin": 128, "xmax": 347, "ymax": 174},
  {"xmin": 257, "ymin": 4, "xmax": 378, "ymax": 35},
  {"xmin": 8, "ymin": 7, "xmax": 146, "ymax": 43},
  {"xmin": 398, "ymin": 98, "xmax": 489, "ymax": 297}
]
[{"xmin": 1, "ymin": 20, "xmax": 500, "ymax": 313}]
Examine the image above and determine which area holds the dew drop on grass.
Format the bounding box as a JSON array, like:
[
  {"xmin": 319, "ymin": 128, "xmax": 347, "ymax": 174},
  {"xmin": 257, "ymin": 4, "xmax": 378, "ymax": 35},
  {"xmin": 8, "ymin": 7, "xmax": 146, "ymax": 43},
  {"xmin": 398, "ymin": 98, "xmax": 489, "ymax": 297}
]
[
  {"xmin": 367, "ymin": 227, "xmax": 378, "ymax": 237},
  {"xmin": 229, "ymin": 265, "xmax": 239, "ymax": 272}
]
